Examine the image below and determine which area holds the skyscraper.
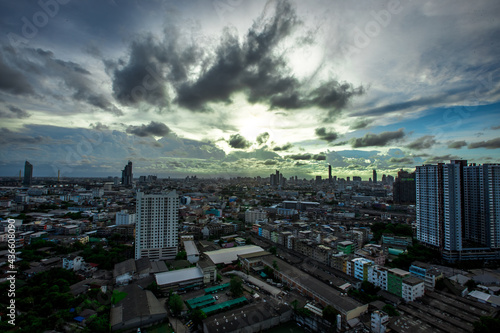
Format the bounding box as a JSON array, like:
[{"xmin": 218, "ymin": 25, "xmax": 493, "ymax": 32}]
[
  {"xmin": 121, "ymin": 160, "xmax": 133, "ymax": 186},
  {"xmin": 416, "ymin": 160, "xmax": 500, "ymax": 261},
  {"xmin": 416, "ymin": 163, "xmax": 443, "ymax": 249},
  {"xmin": 329, "ymin": 165, "xmax": 332, "ymax": 183},
  {"xmin": 373, "ymin": 169, "xmax": 377, "ymax": 184},
  {"xmin": 135, "ymin": 190, "xmax": 179, "ymax": 260},
  {"xmin": 463, "ymin": 164, "xmax": 500, "ymax": 248},
  {"xmin": 23, "ymin": 161, "xmax": 33, "ymax": 186}
]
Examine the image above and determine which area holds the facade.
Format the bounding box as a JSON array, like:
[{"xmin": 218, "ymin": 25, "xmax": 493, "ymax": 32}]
[
  {"xmin": 245, "ymin": 209, "xmax": 267, "ymax": 224},
  {"xmin": 401, "ymin": 276, "xmax": 425, "ymax": 302},
  {"xmin": 409, "ymin": 261, "xmax": 443, "ymax": 291},
  {"xmin": 135, "ymin": 191, "xmax": 179, "ymax": 260},
  {"xmin": 371, "ymin": 310, "xmax": 389, "ymax": 333},
  {"xmin": 393, "ymin": 169, "xmax": 416, "ymax": 204},
  {"xmin": 23, "ymin": 161, "xmax": 33, "ymax": 186},
  {"xmin": 338, "ymin": 241, "xmax": 354, "ymax": 254},
  {"xmin": 416, "ymin": 164, "xmax": 443, "ymax": 248},
  {"xmin": 387, "ymin": 268, "xmax": 410, "ymax": 297},
  {"xmin": 351, "ymin": 258, "xmax": 373, "ymax": 281},
  {"xmin": 116, "ymin": 210, "xmax": 136, "ymax": 225}
]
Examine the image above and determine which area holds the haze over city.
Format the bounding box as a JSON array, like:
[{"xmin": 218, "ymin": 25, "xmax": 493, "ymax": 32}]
[{"xmin": 1, "ymin": 0, "xmax": 500, "ymax": 179}]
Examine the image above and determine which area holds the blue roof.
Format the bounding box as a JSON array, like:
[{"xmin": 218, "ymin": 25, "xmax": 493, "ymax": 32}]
[{"xmin": 74, "ymin": 316, "xmax": 85, "ymax": 322}]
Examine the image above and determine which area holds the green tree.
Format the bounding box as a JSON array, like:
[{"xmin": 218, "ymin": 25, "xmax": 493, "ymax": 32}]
[
  {"xmin": 191, "ymin": 308, "xmax": 207, "ymax": 327},
  {"xmin": 291, "ymin": 299, "xmax": 299, "ymax": 311},
  {"xmin": 230, "ymin": 276, "xmax": 244, "ymax": 297},
  {"xmin": 169, "ymin": 293, "xmax": 184, "ymax": 316},
  {"xmin": 269, "ymin": 246, "xmax": 277, "ymax": 255},
  {"xmin": 382, "ymin": 304, "xmax": 399, "ymax": 317},
  {"xmin": 272, "ymin": 260, "xmax": 279, "ymax": 270},
  {"xmin": 176, "ymin": 250, "xmax": 187, "ymax": 260},
  {"xmin": 322, "ymin": 305, "xmax": 338, "ymax": 324}
]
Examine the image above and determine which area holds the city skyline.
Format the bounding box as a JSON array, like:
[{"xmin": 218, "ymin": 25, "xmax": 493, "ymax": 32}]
[{"xmin": 1, "ymin": 0, "xmax": 500, "ymax": 179}]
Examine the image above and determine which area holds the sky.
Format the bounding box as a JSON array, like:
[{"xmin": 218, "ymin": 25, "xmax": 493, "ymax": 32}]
[{"xmin": 0, "ymin": 0, "xmax": 499, "ymax": 179}]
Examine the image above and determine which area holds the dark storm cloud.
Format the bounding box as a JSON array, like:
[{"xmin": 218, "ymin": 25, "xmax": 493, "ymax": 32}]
[
  {"xmin": 272, "ymin": 143, "xmax": 293, "ymax": 151},
  {"xmin": 288, "ymin": 153, "xmax": 312, "ymax": 160},
  {"xmin": 0, "ymin": 54, "xmax": 34, "ymax": 95},
  {"xmin": 448, "ymin": 140, "xmax": 467, "ymax": 149},
  {"xmin": 256, "ymin": 132, "xmax": 270, "ymax": 145},
  {"xmin": 424, "ymin": 155, "xmax": 461, "ymax": 164},
  {"xmin": 405, "ymin": 135, "xmax": 436, "ymax": 150},
  {"xmin": 315, "ymin": 127, "xmax": 339, "ymax": 142},
  {"xmin": 389, "ymin": 157, "xmax": 414, "ymax": 165},
  {"xmin": 1, "ymin": 45, "xmax": 123, "ymax": 115},
  {"xmin": 348, "ymin": 118, "xmax": 372, "ymax": 130},
  {"xmin": 263, "ymin": 159, "xmax": 278, "ymax": 165},
  {"xmin": 172, "ymin": 0, "xmax": 363, "ymax": 113},
  {"xmin": 287, "ymin": 153, "xmax": 325, "ymax": 160},
  {"xmin": 0, "ymin": 105, "xmax": 30, "ymax": 119},
  {"xmin": 126, "ymin": 121, "xmax": 170, "ymax": 137},
  {"xmin": 350, "ymin": 129, "xmax": 405, "ymax": 148},
  {"xmin": 468, "ymin": 137, "xmax": 500, "ymax": 149},
  {"xmin": 90, "ymin": 122, "xmax": 110, "ymax": 131},
  {"xmin": 228, "ymin": 134, "xmax": 251, "ymax": 149}
]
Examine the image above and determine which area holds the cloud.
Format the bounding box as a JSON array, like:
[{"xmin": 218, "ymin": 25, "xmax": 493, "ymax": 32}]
[
  {"xmin": 286, "ymin": 153, "xmax": 325, "ymax": 160},
  {"xmin": 313, "ymin": 154, "xmax": 326, "ymax": 160},
  {"xmin": 0, "ymin": 46, "xmax": 123, "ymax": 115},
  {"xmin": 272, "ymin": 143, "xmax": 293, "ymax": 151},
  {"xmin": 0, "ymin": 53, "xmax": 34, "ymax": 95},
  {"xmin": 492, "ymin": 125, "xmax": 500, "ymax": 130},
  {"xmin": 173, "ymin": 1, "xmax": 362, "ymax": 114},
  {"xmin": 350, "ymin": 128, "xmax": 405, "ymax": 148},
  {"xmin": 468, "ymin": 137, "xmax": 500, "ymax": 149},
  {"xmin": 126, "ymin": 121, "xmax": 170, "ymax": 137},
  {"xmin": 287, "ymin": 153, "xmax": 312, "ymax": 160},
  {"xmin": 256, "ymin": 132, "xmax": 270, "ymax": 145},
  {"xmin": 424, "ymin": 154, "xmax": 461, "ymax": 164},
  {"xmin": 90, "ymin": 122, "xmax": 110, "ymax": 131},
  {"xmin": 263, "ymin": 159, "xmax": 278, "ymax": 165},
  {"xmin": 228, "ymin": 133, "xmax": 251, "ymax": 149},
  {"xmin": 0, "ymin": 105, "xmax": 30, "ymax": 119},
  {"xmin": 348, "ymin": 118, "xmax": 372, "ymax": 130},
  {"xmin": 447, "ymin": 140, "xmax": 467, "ymax": 149},
  {"xmin": 405, "ymin": 135, "xmax": 437, "ymax": 150},
  {"xmin": 389, "ymin": 157, "xmax": 414, "ymax": 165},
  {"xmin": 315, "ymin": 127, "xmax": 339, "ymax": 142}
]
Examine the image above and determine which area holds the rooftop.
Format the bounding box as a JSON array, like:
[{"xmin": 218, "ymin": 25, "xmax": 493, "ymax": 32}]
[
  {"xmin": 184, "ymin": 240, "xmax": 200, "ymax": 256},
  {"xmin": 205, "ymin": 245, "xmax": 264, "ymax": 264},
  {"xmin": 155, "ymin": 267, "xmax": 203, "ymax": 286}
]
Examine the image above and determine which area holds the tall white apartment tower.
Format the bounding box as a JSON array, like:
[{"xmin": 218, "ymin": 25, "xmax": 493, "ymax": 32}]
[
  {"xmin": 135, "ymin": 190, "xmax": 179, "ymax": 260},
  {"xmin": 416, "ymin": 164, "xmax": 443, "ymax": 248},
  {"xmin": 442, "ymin": 162, "xmax": 463, "ymax": 252},
  {"xmin": 464, "ymin": 164, "xmax": 500, "ymax": 248}
]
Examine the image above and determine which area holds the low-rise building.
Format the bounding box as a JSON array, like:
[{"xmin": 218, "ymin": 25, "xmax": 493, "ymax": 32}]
[
  {"xmin": 371, "ymin": 310, "xmax": 389, "ymax": 333},
  {"xmin": 402, "ymin": 276, "xmax": 425, "ymax": 302}
]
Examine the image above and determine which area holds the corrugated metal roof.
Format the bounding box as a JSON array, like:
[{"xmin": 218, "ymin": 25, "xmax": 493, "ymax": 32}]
[
  {"xmin": 204, "ymin": 245, "xmax": 264, "ymax": 264},
  {"xmin": 155, "ymin": 267, "xmax": 203, "ymax": 286}
]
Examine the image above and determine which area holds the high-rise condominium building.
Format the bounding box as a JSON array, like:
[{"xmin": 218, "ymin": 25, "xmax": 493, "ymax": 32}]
[
  {"xmin": 416, "ymin": 160, "xmax": 500, "ymax": 261},
  {"xmin": 135, "ymin": 191, "xmax": 179, "ymax": 260},
  {"xmin": 373, "ymin": 169, "xmax": 377, "ymax": 184},
  {"xmin": 23, "ymin": 161, "xmax": 33, "ymax": 186}
]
